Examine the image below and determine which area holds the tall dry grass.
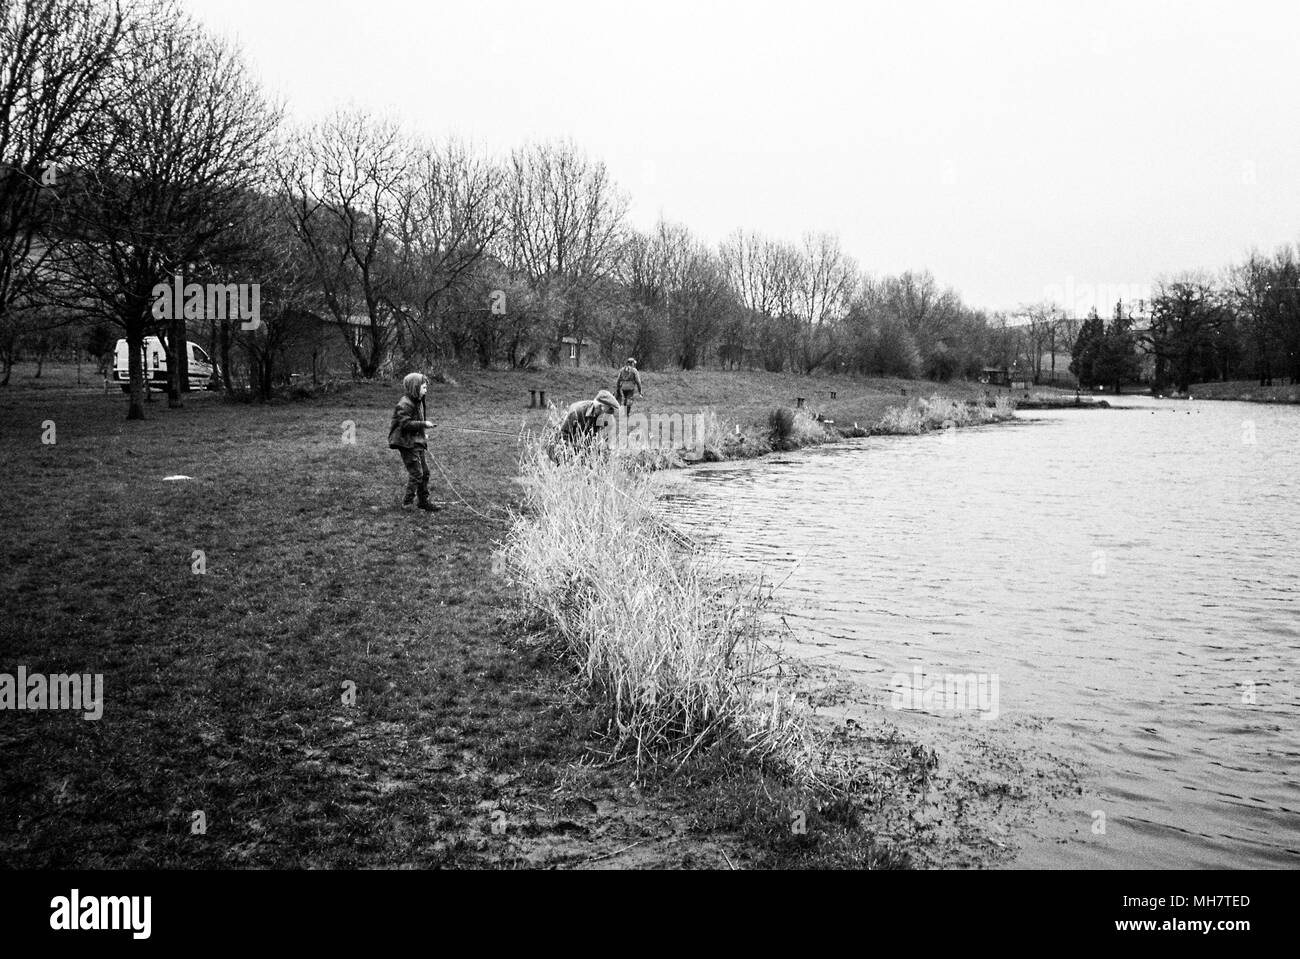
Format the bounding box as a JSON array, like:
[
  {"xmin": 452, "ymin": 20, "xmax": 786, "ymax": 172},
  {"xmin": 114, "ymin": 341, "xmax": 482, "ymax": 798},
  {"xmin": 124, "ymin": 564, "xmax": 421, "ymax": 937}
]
[
  {"xmin": 501, "ymin": 446, "xmax": 807, "ymax": 771},
  {"xmin": 875, "ymin": 394, "xmax": 1016, "ymax": 435}
]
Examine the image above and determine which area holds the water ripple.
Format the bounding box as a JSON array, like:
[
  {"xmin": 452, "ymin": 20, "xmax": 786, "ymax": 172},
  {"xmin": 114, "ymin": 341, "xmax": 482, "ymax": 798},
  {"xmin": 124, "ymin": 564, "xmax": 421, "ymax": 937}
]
[{"xmin": 659, "ymin": 396, "xmax": 1300, "ymax": 867}]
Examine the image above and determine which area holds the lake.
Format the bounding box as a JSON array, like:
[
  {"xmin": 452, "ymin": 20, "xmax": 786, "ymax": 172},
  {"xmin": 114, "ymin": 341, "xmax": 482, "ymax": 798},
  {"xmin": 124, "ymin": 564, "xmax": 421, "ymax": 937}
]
[{"xmin": 659, "ymin": 395, "xmax": 1300, "ymax": 868}]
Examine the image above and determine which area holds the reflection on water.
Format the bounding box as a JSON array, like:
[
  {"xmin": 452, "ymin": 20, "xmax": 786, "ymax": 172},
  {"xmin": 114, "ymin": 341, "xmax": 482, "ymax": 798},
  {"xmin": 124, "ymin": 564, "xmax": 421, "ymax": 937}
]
[{"xmin": 658, "ymin": 396, "xmax": 1300, "ymax": 867}]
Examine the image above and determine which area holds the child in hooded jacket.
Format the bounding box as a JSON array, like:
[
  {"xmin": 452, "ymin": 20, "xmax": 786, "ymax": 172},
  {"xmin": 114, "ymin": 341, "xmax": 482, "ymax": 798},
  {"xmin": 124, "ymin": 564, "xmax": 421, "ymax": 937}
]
[{"xmin": 388, "ymin": 372, "xmax": 441, "ymax": 511}]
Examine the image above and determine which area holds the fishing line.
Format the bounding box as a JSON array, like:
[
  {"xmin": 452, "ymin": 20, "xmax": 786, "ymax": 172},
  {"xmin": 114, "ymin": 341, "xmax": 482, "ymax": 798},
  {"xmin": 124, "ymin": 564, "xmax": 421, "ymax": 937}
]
[
  {"xmin": 419, "ymin": 419, "xmax": 537, "ymax": 523},
  {"xmin": 425, "ymin": 446, "xmax": 513, "ymax": 524},
  {"xmin": 593, "ymin": 470, "xmax": 699, "ymax": 551}
]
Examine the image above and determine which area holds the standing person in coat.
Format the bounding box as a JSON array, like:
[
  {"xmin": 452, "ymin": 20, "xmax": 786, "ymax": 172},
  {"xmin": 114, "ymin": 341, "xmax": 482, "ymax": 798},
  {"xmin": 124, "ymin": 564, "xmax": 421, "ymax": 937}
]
[
  {"xmin": 615, "ymin": 358, "xmax": 642, "ymax": 414},
  {"xmin": 388, "ymin": 372, "xmax": 442, "ymax": 511}
]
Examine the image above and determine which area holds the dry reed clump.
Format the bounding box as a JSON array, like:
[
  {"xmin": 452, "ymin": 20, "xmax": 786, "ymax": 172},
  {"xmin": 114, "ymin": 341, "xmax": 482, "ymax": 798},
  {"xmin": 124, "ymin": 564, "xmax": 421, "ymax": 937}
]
[
  {"xmin": 769, "ymin": 406, "xmax": 829, "ymax": 450},
  {"xmin": 618, "ymin": 407, "xmax": 727, "ymax": 468},
  {"xmin": 875, "ymin": 393, "xmax": 1016, "ymax": 435},
  {"xmin": 695, "ymin": 408, "xmax": 728, "ymax": 460},
  {"xmin": 501, "ymin": 446, "xmax": 809, "ymax": 771}
]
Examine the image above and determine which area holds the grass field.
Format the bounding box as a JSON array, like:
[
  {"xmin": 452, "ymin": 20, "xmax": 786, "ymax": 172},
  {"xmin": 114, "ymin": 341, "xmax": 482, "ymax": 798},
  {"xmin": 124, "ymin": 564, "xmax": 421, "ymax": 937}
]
[{"xmin": 0, "ymin": 362, "xmax": 1035, "ymax": 868}]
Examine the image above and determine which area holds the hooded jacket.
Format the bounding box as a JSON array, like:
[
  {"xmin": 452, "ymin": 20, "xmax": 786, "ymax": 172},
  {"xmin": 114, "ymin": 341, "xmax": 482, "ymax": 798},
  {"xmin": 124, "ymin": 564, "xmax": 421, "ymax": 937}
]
[{"xmin": 388, "ymin": 373, "xmax": 430, "ymax": 450}]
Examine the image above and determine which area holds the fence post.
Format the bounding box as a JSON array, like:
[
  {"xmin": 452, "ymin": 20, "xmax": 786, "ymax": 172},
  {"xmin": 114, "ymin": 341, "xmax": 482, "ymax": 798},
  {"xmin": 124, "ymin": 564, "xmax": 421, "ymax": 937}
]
[
  {"xmin": 796, "ymin": 397, "xmax": 805, "ymax": 408},
  {"xmin": 528, "ymin": 388, "xmax": 536, "ymax": 408}
]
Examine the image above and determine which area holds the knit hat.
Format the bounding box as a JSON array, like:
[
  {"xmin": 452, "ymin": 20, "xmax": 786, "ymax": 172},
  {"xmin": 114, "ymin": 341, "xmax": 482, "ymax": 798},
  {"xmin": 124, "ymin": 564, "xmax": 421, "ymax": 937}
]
[{"xmin": 626, "ymin": 357, "xmax": 636, "ymax": 365}]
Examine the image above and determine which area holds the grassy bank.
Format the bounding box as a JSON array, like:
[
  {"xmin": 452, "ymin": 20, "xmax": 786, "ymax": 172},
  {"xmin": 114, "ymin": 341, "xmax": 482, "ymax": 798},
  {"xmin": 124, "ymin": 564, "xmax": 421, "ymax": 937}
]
[
  {"xmin": 0, "ymin": 362, "xmax": 1031, "ymax": 868},
  {"xmin": 1181, "ymin": 379, "xmax": 1300, "ymax": 404}
]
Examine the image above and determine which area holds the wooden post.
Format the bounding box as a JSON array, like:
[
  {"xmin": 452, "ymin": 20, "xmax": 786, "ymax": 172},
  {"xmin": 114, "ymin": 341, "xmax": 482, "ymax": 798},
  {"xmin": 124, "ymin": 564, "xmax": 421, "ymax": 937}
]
[
  {"xmin": 529, "ymin": 389, "xmax": 537, "ymax": 408},
  {"xmin": 830, "ymin": 390, "xmax": 837, "ymax": 400},
  {"xmin": 796, "ymin": 397, "xmax": 805, "ymax": 408},
  {"xmin": 539, "ymin": 389, "xmax": 546, "ymax": 407}
]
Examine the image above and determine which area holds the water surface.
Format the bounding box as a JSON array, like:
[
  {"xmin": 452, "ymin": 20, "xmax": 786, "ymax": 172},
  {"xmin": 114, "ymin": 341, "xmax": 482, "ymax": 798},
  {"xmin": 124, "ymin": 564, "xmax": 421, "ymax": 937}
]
[{"xmin": 660, "ymin": 396, "xmax": 1299, "ymax": 867}]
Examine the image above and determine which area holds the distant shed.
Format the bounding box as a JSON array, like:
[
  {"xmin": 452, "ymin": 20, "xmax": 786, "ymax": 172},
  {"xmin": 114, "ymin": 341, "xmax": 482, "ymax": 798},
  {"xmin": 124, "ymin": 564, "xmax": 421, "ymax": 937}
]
[{"xmin": 556, "ymin": 335, "xmax": 588, "ymax": 368}]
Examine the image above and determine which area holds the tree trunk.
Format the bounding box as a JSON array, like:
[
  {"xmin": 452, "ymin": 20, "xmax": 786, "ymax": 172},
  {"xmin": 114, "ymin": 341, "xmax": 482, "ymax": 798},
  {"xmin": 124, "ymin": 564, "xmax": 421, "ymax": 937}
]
[
  {"xmin": 167, "ymin": 314, "xmax": 188, "ymax": 407},
  {"xmin": 220, "ymin": 320, "xmax": 233, "ymax": 391},
  {"xmin": 127, "ymin": 330, "xmax": 145, "ymax": 420},
  {"xmin": 209, "ymin": 316, "xmax": 220, "ymax": 390}
]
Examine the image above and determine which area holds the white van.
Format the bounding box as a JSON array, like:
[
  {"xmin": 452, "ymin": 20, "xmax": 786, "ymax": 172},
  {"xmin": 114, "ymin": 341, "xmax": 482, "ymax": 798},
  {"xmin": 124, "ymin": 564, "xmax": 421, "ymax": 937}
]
[{"xmin": 112, "ymin": 336, "xmax": 218, "ymax": 392}]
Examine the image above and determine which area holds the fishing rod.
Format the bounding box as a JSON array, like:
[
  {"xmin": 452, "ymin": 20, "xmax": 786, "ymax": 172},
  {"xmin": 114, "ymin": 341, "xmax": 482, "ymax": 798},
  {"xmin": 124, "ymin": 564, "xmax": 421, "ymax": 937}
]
[{"xmin": 444, "ymin": 426, "xmax": 521, "ymax": 437}]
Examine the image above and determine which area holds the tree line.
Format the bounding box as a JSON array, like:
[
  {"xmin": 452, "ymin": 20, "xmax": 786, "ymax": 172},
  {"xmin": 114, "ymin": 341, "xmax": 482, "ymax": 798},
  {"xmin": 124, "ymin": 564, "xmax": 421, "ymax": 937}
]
[
  {"xmin": 0, "ymin": 0, "xmax": 1045, "ymax": 419},
  {"xmin": 6, "ymin": 0, "xmax": 1296, "ymax": 419},
  {"xmin": 1066, "ymin": 245, "xmax": 1300, "ymax": 395}
]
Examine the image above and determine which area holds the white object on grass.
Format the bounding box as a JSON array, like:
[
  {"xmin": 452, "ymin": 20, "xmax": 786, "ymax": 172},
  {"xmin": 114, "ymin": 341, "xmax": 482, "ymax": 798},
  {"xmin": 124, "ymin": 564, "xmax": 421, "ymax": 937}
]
[{"xmin": 162, "ymin": 475, "xmax": 193, "ymax": 481}]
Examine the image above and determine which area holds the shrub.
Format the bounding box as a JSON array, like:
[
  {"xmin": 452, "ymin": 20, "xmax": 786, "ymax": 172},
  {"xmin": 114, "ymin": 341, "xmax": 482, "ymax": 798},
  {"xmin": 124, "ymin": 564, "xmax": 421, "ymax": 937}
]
[
  {"xmin": 768, "ymin": 407, "xmax": 796, "ymax": 448},
  {"xmin": 769, "ymin": 407, "xmax": 828, "ymax": 451},
  {"xmin": 875, "ymin": 403, "xmax": 924, "ymax": 434},
  {"xmin": 285, "ymin": 379, "xmax": 348, "ymax": 401}
]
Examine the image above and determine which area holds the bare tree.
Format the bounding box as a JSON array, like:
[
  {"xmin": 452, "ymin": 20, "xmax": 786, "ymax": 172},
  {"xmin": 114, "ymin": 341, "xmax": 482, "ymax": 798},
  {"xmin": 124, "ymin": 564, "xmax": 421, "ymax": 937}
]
[
  {"xmin": 655, "ymin": 221, "xmax": 729, "ymax": 370},
  {"xmin": 614, "ymin": 228, "xmax": 669, "ymax": 367},
  {"xmin": 878, "ymin": 270, "xmax": 962, "ymax": 378},
  {"xmin": 795, "ymin": 231, "xmax": 856, "ymax": 373},
  {"xmin": 498, "ymin": 140, "xmax": 627, "ymax": 363},
  {"xmin": 1020, "ymin": 302, "xmax": 1062, "ymax": 383},
  {"xmin": 51, "ymin": 2, "xmax": 278, "ymax": 417},
  {"xmin": 218, "ymin": 191, "xmax": 324, "ymax": 399},
  {"xmin": 1047, "ymin": 313, "xmax": 1081, "ymax": 382},
  {"xmin": 720, "ymin": 231, "xmax": 805, "ymax": 372},
  {"xmin": 0, "ymin": 0, "xmax": 130, "ymax": 385},
  {"xmin": 720, "ymin": 229, "xmax": 780, "ymax": 318},
  {"xmin": 276, "ymin": 109, "xmax": 407, "ymax": 379},
  {"xmin": 720, "ymin": 230, "xmax": 774, "ymax": 370},
  {"xmin": 387, "ymin": 139, "xmax": 505, "ymax": 363}
]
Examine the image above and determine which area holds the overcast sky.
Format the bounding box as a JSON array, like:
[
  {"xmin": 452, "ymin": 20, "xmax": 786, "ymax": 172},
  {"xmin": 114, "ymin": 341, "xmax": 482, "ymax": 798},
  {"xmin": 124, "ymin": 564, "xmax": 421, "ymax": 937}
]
[{"xmin": 185, "ymin": 0, "xmax": 1300, "ymax": 316}]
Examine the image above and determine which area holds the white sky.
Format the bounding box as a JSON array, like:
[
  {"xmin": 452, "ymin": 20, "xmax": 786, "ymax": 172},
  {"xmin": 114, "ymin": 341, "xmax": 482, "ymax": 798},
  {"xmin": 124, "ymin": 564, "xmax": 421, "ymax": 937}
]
[{"xmin": 184, "ymin": 0, "xmax": 1300, "ymax": 316}]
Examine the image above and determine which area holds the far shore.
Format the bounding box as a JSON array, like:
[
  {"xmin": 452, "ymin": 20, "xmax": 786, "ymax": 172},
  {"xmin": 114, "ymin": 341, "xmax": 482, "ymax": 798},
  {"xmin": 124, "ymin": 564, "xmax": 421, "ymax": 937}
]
[{"xmin": 1174, "ymin": 380, "xmax": 1300, "ymax": 405}]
